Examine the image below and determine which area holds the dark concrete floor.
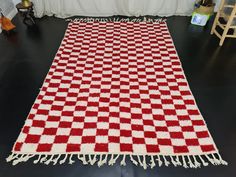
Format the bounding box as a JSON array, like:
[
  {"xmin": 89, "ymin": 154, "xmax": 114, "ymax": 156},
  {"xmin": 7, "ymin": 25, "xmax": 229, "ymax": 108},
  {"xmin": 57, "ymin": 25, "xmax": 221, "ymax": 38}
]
[{"xmin": 0, "ymin": 14, "xmax": 236, "ymax": 177}]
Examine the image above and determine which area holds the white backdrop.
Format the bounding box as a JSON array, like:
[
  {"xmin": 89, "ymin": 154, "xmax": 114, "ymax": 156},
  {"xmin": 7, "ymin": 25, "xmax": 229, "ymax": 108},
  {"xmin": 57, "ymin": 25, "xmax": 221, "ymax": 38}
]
[{"xmin": 31, "ymin": 0, "xmax": 197, "ymax": 18}]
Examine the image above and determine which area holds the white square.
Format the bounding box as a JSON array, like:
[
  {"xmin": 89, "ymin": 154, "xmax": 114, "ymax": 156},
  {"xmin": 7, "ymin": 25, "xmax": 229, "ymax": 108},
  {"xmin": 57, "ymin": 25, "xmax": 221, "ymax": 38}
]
[
  {"xmin": 143, "ymin": 125, "xmax": 155, "ymax": 132},
  {"xmin": 68, "ymin": 136, "xmax": 82, "ymax": 144},
  {"xmin": 61, "ymin": 116, "xmax": 73, "ymax": 122},
  {"xmin": 56, "ymin": 92, "xmax": 67, "ymax": 97},
  {"xmin": 17, "ymin": 133, "xmax": 27, "ymax": 142},
  {"xmin": 179, "ymin": 120, "xmax": 192, "ymax": 126},
  {"xmin": 168, "ymin": 126, "xmax": 181, "ymax": 132},
  {"xmin": 108, "ymin": 143, "xmax": 120, "ymax": 153},
  {"xmin": 45, "ymin": 121, "xmax": 60, "ymax": 128},
  {"xmin": 171, "ymin": 139, "xmax": 186, "ymax": 146},
  {"xmin": 188, "ymin": 146, "xmax": 202, "ymax": 154},
  {"xmin": 109, "ymin": 129, "xmax": 120, "ymax": 136},
  {"xmin": 120, "ymin": 123, "xmax": 131, "ymax": 130},
  {"xmin": 38, "ymin": 104, "xmax": 51, "ymax": 110},
  {"xmin": 21, "ymin": 143, "xmax": 38, "ymax": 152},
  {"xmin": 34, "ymin": 115, "xmax": 47, "ymax": 121},
  {"xmin": 152, "ymin": 109, "xmax": 164, "ymax": 115},
  {"xmin": 162, "ymin": 104, "xmax": 175, "ymax": 110},
  {"xmin": 83, "ymin": 129, "xmax": 96, "ymax": 136},
  {"xmin": 198, "ymin": 137, "xmax": 213, "ymax": 145},
  {"xmin": 131, "ymin": 119, "xmax": 143, "ymax": 125},
  {"xmin": 132, "ymin": 130, "xmax": 144, "ymax": 138},
  {"xmin": 159, "ymin": 146, "xmax": 174, "ymax": 154},
  {"xmin": 71, "ymin": 122, "xmax": 84, "ymax": 129},
  {"xmin": 145, "ymin": 138, "xmax": 158, "ymax": 145},
  {"xmin": 143, "ymin": 114, "xmax": 153, "ymax": 120},
  {"xmin": 133, "ymin": 144, "xmax": 147, "ymax": 153},
  {"xmin": 176, "ymin": 109, "xmax": 188, "ymax": 116},
  {"xmin": 141, "ymin": 104, "xmax": 151, "ymax": 109},
  {"xmin": 96, "ymin": 136, "xmax": 108, "ymax": 143},
  {"xmin": 81, "ymin": 144, "xmax": 95, "ymax": 153},
  {"xmin": 109, "ymin": 117, "xmax": 120, "ymax": 123},
  {"xmin": 74, "ymin": 111, "xmax": 85, "ymax": 117},
  {"xmin": 156, "ymin": 132, "xmax": 170, "ymax": 139},
  {"xmin": 56, "ymin": 128, "xmax": 71, "ymax": 135},
  {"xmin": 120, "ymin": 137, "xmax": 132, "ymax": 144},
  {"xmin": 183, "ymin": 132, "xmax": 197, "ymax": 139},
  {"xmin": 120, "ymin": 112, "xmax": 131, "ymax": 119},
  {"xmin": 29, "ymin": 127, "xmax": 44, "ymax": 135},
  {"xmin": 50, "ymin": 110, "xmax": 62, "ymax": 116},
  {"xmin": 97, "ymin": 122, "xmax": 109, "ymax": 129},
  {"xmin": 39, "ymin": 135, "xmax": 55, "ymax": 144},
  {"xmin": 51, "ymin": 144, "xmax": 67, "ymax": 152}
]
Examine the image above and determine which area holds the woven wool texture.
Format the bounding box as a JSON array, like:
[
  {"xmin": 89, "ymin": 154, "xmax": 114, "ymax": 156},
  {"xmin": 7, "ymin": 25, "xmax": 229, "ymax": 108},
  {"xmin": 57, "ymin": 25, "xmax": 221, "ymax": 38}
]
[{"xmin": 8, "ymin": 21, "xmax": 225, "ymax": 167}]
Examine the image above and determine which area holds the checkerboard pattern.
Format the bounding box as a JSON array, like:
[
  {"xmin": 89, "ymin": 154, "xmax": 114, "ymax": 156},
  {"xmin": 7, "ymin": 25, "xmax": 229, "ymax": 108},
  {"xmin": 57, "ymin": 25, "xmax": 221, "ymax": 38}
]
[{"xmin": 12, "ymin": 22, "xmax": 217, "ymax": 156}]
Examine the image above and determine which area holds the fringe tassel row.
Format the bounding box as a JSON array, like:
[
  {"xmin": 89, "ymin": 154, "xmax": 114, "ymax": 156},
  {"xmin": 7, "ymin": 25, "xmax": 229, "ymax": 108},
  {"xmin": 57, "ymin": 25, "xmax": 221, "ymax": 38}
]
[
  {"xmin": 66, "ymin": 17, "xmax": 167, "ymax": 23},
  {"xmin": 6, "ymin": 153, "xmax": 228, "ymax": 169}
]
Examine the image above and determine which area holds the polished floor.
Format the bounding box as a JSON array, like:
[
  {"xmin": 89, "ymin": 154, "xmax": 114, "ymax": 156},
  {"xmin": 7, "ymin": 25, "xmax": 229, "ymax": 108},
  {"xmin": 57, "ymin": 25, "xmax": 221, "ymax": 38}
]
[{"xmin": 0, "ymin": 14, "xmax": 236, "ymax": 177}]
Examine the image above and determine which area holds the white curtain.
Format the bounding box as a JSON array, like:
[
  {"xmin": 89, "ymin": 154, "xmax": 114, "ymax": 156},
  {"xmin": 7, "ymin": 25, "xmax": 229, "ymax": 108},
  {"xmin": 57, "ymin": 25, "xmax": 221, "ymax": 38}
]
[{"xmin": 31, "ymin": 0, "xmax": 196, "ymax": 18}]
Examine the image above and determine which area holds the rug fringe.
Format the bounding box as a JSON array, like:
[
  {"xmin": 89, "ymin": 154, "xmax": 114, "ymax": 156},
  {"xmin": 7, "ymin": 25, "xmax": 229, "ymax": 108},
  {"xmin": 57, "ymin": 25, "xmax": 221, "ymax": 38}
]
[
  {"xmin": 66, "ymin": 17, "xmax": 167, "ymax": 23},
  {"xmin": 6, "ymin": 152, "xmax": 228, "ymax": 168}
]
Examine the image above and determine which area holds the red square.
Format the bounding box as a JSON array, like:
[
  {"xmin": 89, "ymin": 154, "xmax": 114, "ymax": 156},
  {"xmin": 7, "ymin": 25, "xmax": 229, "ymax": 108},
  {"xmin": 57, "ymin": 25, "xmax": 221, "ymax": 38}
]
[
  {"xmin": 25, "ymin": 135, "xmax": 40, "ymax": 143},
  {"xmin": 37, "ymin": 144, "xmax": 52, "ymax": 152},
  {"xmin": 146, "ymin": 145, "xmax": 160, "ymax": 153},
  {"xmin": 70, "ymin": 128, "xmax": 83, "ymax": 136},
  {"xmin": 43, "ymin": 128, "xmax": 57, "ymax": 135},
  {"xmin": 66, "ymin": 144, "xmax": 81, "ymax": 152},
  {"xmin": 14, "ymin": 142, "xmax": 23, "ymax": 151},
  {"xmin": 82, "ymin": 136, "xmax": 95, "ymax": 144},
  {"xmin": 54, "ymin": 135, "xmax": 69, "ymax": 143},
  {"xmin": 173, "ymin": 146, "xmax": 189, "ymax": 153},
  {"xmin": 95, "ymin": 143, "xmax": 108, "ymax": 152},
  {"xmin": 120, "ymin": 144, "xmax": 133, "ymax": 152}
]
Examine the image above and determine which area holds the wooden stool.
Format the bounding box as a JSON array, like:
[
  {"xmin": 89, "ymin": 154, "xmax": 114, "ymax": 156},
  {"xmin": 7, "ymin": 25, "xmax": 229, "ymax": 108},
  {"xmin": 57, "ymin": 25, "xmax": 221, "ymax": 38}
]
[
  {"xmin": 211, "ymin": 0, "xmax": 236, "ymax": 46},
  {"xmin": 16, "ymin": 2, "xmax": 35, "ymax": 26}
]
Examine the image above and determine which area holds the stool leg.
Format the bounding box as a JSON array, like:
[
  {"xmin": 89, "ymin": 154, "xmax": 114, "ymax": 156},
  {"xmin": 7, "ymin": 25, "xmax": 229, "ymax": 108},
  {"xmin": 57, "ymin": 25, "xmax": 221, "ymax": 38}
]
[
  {"xmin": 219, "ymin": 5, "xmax": 236, "ymax": 46},
  {"xmin": 211, "ymin": 0, "xmax": 225, "ymax": 35}
]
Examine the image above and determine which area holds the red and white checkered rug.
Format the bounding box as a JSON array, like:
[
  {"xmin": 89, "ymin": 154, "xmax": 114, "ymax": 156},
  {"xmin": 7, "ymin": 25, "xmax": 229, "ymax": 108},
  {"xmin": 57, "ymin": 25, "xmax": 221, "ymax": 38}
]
[{"xmin": 7, "ymin": 20, "xmax": 227, "ymax": 168}]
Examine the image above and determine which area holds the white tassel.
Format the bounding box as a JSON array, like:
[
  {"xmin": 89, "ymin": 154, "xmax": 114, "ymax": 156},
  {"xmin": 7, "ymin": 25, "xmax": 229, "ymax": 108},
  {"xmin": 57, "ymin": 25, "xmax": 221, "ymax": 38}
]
[
  {"xmin": 187, "ymin": 156, "xmax": 196, "ymax": 168},
  {"xmin": 44, "ymin": 155, "xmax": 54, "ymax": 165},
  {"xmin": 120, "ymin": 155, "xmax": 127, "ymax": 166},
  {"xmin": 198, "ymin": 155, "xmax": 209, "ymax": 166},
  {"xmin": 193, "ymin": 155, "xmax": 201, "ymax": 168},
  {"xmin": 170, "ymin": 156, "xmax": 178, "ymax": 167},
  {"xmin": 108, "ymin": 154, "xmax": 115, "ymax": 166},
  {"xmin": 142, "ymin": 155, "xmax": 147, "ymax": 170},
  {"xmin": 60, "ymin": 154, "xmax": 68, "ymax": 164},
  {"xmin": 12, "ymin": 155, "xmax": 24, "ymax": 166},
  {"xmin": 52, "ymin": 154, "xmax": 62, "ymax": 165},
  {"xmin": 137, "ymin": 155, "xmax": 143, "ymax": 167},
  {"xmin": 175, "ymin": 156, "xmax": 182, "ymax": 166},
  {"xmin": 78, "ymin": 154, "xmax": 88, "ymax": 165},
  {"xmin": 212, "ymin": 154, "xmax": 222, "ymax": 165},
  {"xmin": 150, "ymin": 156, "xmax": 156, "ymax": 169},
  {"xmin": 130, "ymin": 155, "xmax": 138, "ymax": 166},
  {"xmin": 182, "ymin": 156, "xmax": 189, "ymax": 168},
  {"xmin": 156, "ymin": 155, "xmax": 163, "ymax": 167},
  {"xmin": 40, "ymin": 155, "xmax": 48, "ymax": 163},
  {"xmin": 109, "ymin": 155, "xmax": 119, "ymax": 166},
  {"xmin": 215, "ymin": 153, "xmax": 228, "ymax": 165},
  {"xmin": 33, "ymin": 155, "xmax": 42, "ymax": 164},
  {"xmin": 162, "ymin": 156, "xmax": 170, "ymax": 167},
  {"xmin": 90, "ymin": 155, "xmax": 97, "ymax": 165},
  {"xmin": 69, "ymin": 154, "xmax": 75, "ymax": 164},
  {"xmin": 205, "ymin": 154, "xmax": 216, "ymax": 165},
  {"xmin": 6, "ymin": 153, "xmax": 18, "ymax": 162},
  {"xmin": 97, "ymin": 155, "xmax": 104, "ymax": 167}
]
